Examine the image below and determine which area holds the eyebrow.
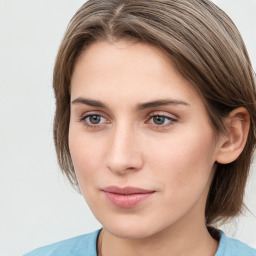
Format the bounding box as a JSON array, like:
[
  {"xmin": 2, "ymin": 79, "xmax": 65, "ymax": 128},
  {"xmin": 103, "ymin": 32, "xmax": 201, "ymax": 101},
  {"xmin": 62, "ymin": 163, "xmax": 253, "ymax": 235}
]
[
  {"xmin": 71, "ymin": 97, "xmax": 189, "ymax": 110},
  {"xmin": 136, "ymin": 99, "xmax": 189, "ymax": 110},
  {"xmin": 71, "ymin": 97, "xmax": 107, "ymax": 108}
]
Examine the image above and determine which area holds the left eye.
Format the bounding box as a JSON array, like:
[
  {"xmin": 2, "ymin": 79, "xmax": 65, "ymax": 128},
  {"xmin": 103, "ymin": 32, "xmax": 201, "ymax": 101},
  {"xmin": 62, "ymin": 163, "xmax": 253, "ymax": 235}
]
[{"xmin": 149, "ymin": 115, "xmax": 174, "ymax": 125}]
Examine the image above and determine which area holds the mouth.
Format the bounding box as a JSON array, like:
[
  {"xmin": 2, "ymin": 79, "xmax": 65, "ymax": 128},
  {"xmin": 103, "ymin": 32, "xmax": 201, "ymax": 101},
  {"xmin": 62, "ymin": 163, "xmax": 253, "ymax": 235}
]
[{"xmin": 101, "ymin": 186, "xmax": 156, "ymax": 209}]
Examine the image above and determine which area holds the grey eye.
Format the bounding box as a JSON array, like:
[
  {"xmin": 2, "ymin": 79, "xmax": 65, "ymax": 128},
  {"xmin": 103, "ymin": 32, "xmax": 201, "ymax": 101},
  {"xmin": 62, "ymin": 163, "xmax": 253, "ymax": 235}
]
[
  {"xmin": 152, "ymin": 116, "xmax": 169, "ymax": 125},
  {"xmin": 87, "ymin": 115, "xmax": 102, "ymax": 124}
]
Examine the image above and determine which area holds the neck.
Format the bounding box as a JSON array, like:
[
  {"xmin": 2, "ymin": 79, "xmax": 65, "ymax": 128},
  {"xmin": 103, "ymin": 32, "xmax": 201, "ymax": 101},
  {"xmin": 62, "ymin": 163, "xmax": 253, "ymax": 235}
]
[{"xmin": 99, "ymin": 221, "xmax": 218, "ymax": 256}]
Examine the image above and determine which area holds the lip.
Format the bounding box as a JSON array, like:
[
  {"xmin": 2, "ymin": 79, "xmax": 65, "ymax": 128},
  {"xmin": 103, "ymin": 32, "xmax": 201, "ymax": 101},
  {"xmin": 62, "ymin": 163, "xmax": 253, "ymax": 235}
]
[{"xmin": 102, "ymin": 186, "xmax": 156, "ymax": 209}]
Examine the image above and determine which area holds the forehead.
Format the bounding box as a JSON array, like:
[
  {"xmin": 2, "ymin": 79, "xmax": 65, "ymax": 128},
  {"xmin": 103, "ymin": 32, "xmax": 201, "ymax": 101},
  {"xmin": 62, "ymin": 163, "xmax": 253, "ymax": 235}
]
[{"xmin": 70, "ymin": 40, "xmax": 203, "ymax": 108}]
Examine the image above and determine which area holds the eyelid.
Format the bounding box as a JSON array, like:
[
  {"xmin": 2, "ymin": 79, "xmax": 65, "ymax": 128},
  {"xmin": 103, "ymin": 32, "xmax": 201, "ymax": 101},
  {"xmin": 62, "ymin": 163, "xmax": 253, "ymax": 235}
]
[
  {"xmin": 79, "ymin": 110, "xmax": 110, "ymax": 120},
  {"xmin": 146, "ymin": 111, "xmax": 178, "ymax": 120}
]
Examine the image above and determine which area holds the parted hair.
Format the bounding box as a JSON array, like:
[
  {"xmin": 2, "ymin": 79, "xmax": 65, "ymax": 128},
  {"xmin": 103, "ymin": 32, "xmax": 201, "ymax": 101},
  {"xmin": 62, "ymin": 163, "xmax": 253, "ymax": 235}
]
[{"xmin": 53, "ymin": 0, "xmax": 256, "ymax": 225}]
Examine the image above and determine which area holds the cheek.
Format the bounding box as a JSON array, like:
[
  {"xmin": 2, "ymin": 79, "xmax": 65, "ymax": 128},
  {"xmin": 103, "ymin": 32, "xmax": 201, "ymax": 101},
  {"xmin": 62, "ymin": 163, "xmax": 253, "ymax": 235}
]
[
  {"xmin": 68, "ymin": 130, "xmax": 106, "ymax": 183},
  {"xmin": 68, "ymin": 132, "xmax": 107, "ymax": 210},
  {"xmin": 145, "ymin": 126, "xmax": 217, "ymax": 191}
]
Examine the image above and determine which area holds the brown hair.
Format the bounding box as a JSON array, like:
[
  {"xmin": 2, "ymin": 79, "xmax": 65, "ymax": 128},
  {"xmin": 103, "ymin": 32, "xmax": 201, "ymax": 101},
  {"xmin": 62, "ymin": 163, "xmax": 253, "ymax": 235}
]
[{"xmin": 53, "ymin": 0, "xmax": 256, "ymax": 225}]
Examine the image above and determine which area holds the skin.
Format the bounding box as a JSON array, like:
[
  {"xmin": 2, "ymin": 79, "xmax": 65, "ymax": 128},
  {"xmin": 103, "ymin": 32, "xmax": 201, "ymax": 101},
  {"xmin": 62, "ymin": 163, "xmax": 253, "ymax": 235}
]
[{"xmin": 69, "ymin": 40, "xmax": 228, "ymax": 256}]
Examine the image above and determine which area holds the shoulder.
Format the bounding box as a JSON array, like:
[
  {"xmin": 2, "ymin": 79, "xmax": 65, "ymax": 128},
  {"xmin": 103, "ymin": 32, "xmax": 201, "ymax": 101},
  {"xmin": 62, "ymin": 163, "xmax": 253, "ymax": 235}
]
[
  {"xmin": 216, "ymin": 230, "xmax": 256, "ymax": 256},
  {"xmin": 23, "ymin": 229, "xmax": 101, "ymax": 256}
]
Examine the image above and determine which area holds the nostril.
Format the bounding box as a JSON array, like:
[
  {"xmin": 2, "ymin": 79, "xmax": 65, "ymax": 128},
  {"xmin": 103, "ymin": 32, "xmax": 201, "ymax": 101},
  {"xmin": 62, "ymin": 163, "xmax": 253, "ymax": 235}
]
[{"xmin": 106, "ymin": 154, "xmax": 143, "ymax": 174}]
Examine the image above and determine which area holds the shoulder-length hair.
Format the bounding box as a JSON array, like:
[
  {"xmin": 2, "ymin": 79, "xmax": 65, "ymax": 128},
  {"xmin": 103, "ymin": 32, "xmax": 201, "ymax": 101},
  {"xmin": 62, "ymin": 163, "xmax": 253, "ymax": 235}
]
[{"xmin": 53, "ymin": 0, "xmax": 256, "ymax": 225}]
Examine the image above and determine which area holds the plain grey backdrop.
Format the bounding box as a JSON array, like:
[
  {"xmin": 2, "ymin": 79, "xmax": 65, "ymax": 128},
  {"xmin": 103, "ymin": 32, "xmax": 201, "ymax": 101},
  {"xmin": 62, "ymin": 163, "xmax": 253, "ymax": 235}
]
[{"xmin": 0, "ymin": 0, "xmax": 255, "ymax": 255}]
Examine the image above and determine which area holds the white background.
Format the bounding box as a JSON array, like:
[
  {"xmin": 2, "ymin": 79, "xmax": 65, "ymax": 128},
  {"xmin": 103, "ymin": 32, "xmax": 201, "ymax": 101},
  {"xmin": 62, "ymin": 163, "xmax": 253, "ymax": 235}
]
[{"xmin": 0, "ymin": 0, "xmax": 255, "ymax": 255}]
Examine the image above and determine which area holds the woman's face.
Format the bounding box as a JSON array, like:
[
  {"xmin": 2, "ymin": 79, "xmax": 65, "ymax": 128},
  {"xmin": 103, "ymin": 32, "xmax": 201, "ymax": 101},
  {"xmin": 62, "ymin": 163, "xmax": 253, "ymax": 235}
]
[{"xmin": 69, "ymin": 40, "xmax": 223, "ymax": 238}]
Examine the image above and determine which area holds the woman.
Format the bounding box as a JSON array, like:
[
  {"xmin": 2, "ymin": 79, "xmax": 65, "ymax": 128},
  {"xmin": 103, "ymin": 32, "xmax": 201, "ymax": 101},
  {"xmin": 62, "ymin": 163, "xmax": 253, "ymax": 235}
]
[{"xmin": 25, "ymin": 0, "xmax": 256, "ymax": 255}]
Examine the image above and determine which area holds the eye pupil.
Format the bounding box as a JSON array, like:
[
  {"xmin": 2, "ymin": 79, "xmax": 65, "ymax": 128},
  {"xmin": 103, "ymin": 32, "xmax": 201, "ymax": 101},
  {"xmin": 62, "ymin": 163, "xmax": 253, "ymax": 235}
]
[
  {"xmin": 153, "ymin": 116, "xmax": 165, "ymax": 125},
  {"xmin": 89, "ymin": 115, "xmax": 101, "ymax": 124}
]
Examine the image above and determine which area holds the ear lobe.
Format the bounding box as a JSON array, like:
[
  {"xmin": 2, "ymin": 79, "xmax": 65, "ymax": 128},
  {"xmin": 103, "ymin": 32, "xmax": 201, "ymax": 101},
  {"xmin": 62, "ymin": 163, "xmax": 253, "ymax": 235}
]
[{"xmin": 216, "ymin": 107, "xmax": 250, "ymax": 164}]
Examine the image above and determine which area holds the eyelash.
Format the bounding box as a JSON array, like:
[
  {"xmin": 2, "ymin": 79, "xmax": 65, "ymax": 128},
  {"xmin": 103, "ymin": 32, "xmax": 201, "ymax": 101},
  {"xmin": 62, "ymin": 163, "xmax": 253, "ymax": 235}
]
[{"xmin": 79, "ymin": 113, "xmax": 177, "ymax": 129}]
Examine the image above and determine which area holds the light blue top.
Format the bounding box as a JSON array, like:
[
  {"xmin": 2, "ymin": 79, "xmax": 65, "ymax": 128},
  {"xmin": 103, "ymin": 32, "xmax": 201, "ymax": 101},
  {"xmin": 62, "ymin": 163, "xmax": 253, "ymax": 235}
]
[{"xmin": 24, "ymin": 229, "xmax": 256, "ymax": 256}]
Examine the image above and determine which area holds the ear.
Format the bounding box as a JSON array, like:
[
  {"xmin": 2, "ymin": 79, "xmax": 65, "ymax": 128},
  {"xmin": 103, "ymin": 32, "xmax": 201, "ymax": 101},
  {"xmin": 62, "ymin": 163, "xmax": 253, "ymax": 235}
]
[{"xmin": 216, "ymin": 107, "xmax": 250, "ymax": 164}]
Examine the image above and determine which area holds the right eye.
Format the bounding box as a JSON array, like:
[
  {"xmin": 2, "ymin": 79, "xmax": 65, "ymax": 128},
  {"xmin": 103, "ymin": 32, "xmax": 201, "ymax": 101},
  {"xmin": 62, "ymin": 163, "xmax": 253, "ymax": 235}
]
[
  {"xmin": 80, "ymin": 114, "xmax": 109, "ymax": 128},
  {"xmin": 86, "ymin": 115, "xmax": 104, "ymax": 124}
]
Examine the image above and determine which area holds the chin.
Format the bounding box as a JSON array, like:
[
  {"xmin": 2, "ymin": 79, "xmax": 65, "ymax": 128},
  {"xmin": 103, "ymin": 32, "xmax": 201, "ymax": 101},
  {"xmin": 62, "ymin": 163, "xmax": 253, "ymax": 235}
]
[
  {"xmin": 105, "ymin": 224, "xmax": 155, "ymax": 239},
  {"xmin": 99, "ymin": 214, "xmax": 172, "ymax": 240}
]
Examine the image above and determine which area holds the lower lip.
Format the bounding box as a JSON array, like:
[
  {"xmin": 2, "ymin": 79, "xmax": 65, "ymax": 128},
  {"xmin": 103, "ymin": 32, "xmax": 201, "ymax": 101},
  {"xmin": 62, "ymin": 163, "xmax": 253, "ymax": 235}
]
[{"xmin": 103, "ymin": 192, "xmax": 155, "ymax": 208}]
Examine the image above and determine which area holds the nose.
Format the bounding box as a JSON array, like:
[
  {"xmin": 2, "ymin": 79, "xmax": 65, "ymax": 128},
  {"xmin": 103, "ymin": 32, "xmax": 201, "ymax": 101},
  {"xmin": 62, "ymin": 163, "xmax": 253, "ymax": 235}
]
[{"xmin": 106, "ymin": 125, "xmax": 144, "ymax": 175}]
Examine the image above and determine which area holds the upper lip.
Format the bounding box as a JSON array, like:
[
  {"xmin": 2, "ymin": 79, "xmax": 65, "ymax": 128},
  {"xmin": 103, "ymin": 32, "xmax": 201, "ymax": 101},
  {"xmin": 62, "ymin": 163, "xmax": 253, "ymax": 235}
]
[{"xmin": 102, "ymin": 186, "xmax": 155, "ymax": 195}]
